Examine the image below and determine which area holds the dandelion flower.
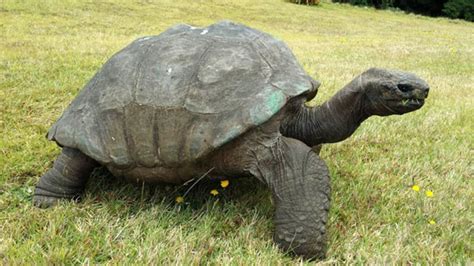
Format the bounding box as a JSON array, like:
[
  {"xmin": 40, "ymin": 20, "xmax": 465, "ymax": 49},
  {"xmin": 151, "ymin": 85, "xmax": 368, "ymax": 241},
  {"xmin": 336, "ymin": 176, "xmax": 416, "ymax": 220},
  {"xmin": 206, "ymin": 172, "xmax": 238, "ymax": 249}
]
[
  {"xmin": 220, "ymin": 180, "xmax": 229, "ymax": 188},
  {"xmin": 210, "ymin": 189, "xmax": 219, "ymax": 196},
  {"xmin": 175, "ymin": 196, "xmax": 184, "ymax": 204},
  {"xmin": 429, "ymin": 219, "xmax": 436, "ymax": 225},
  {"xmin": 425, "ymin": 190, "xmax": 434, "ymax": 197},
  {"xmin": 412, "ymin": 185, "xmax": 420, "ymax": 192}
]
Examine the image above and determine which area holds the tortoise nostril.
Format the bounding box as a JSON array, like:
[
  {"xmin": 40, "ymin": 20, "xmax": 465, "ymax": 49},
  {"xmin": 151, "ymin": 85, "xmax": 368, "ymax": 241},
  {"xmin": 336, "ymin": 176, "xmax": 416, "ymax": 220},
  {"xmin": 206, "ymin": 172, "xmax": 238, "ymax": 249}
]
[
  {"xmin": 423, "ymin": 88, "xmax": 429, "ymax": 98},
  {"xmin": 397, "ymin": 84, "xmax": 413, "ymax": 93}
]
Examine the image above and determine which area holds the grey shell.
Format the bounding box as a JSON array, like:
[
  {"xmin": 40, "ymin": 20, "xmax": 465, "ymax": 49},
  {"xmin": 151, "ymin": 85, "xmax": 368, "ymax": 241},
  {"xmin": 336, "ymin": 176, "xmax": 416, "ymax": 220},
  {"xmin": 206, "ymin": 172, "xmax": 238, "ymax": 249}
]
[{"xmin": 47, "ymin": 21, "xmax": 318, "ymax": 168}]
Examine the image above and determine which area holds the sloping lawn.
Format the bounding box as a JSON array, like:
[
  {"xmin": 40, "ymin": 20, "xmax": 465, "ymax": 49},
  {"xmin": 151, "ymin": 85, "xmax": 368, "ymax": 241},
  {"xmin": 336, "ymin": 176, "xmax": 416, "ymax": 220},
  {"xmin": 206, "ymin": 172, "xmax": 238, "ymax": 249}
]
[{"xmin": 1, "ymin": 0, "xmax": 472, "ymax": 264}]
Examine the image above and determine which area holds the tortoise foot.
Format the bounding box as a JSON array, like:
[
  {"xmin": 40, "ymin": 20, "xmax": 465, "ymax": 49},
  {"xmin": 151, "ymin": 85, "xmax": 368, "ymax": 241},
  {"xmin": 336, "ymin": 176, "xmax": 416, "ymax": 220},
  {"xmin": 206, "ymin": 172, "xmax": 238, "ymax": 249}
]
[
  {"xmin": 32, "ymin": 194, "xmax": 63, "ymax": 208},
  {"xmin": 33, "ymin": 187, "xmax": 82, "ymax": 208}
]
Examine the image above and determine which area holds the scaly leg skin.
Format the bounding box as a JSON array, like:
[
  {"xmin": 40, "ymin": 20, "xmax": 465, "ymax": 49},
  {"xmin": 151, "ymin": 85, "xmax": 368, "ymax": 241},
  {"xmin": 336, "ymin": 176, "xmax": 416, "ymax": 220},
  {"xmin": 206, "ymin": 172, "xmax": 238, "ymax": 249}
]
[
  {"xmin": 250, "ymin": 137, "xmax": 330, "ymax": 260},
  {"xmin": 33, "ymin": 147, "xmax": 98, "ymax": 208}
]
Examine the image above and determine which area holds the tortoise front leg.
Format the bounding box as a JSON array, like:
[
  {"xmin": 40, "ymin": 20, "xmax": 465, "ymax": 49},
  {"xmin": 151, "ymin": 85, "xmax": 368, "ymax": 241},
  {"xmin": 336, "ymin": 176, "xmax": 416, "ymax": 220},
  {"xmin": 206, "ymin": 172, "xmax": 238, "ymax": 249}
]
[
  {"xmin": 251, "ymin": 137, "xmax": 331, "ymax": 260},
  {"xmin": 33, "ymin": 147, "xmax": 98, "ymax": 208}
]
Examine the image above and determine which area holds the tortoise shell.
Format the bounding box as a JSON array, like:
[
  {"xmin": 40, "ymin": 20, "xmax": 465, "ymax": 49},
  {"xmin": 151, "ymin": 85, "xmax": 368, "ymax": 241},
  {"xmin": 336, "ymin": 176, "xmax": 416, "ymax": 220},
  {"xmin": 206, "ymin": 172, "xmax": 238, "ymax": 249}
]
[{"xmin": 47, "ymin": 21, "xmax": 318, "ymax": 169}]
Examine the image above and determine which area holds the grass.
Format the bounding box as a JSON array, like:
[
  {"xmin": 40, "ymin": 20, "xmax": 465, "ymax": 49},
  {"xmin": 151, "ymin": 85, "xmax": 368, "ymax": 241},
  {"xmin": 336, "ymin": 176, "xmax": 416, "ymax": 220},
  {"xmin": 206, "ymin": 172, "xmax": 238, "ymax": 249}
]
[{"xmin": 1, "ymin": 0, "xmax": 473, "ymax": 264}]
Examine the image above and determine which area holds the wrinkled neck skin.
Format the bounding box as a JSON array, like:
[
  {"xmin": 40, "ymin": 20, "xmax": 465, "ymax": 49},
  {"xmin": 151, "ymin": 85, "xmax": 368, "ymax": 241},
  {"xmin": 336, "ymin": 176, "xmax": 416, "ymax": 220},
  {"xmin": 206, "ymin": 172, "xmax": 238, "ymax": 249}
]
[{"xmin": 281, "ymin": 77, "xmax": 370, "ymax": 147}]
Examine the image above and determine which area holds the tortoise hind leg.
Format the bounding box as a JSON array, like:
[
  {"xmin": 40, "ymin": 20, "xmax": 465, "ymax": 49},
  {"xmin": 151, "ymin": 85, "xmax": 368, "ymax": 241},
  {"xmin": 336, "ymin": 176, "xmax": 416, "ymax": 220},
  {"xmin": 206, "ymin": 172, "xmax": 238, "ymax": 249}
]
[{"xmin": 33, "ymin": 147, "xmax": 98, "ymax": 208}]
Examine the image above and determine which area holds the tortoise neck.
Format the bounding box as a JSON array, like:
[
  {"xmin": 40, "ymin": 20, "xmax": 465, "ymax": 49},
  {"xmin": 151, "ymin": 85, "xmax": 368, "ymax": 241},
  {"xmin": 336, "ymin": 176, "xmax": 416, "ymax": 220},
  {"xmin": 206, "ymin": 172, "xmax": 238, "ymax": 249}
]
[{"xmin": 281, "ymin": 76, "xmax": 370, "ymax": 147}]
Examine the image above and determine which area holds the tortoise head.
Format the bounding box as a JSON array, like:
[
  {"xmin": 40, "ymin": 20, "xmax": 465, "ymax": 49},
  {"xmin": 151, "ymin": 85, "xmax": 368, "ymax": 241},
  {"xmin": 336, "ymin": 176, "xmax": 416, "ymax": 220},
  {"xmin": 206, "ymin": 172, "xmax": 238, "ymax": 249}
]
[{"xmin": 361, "ymin": 68, "xmax": 429, "ymax": 116}]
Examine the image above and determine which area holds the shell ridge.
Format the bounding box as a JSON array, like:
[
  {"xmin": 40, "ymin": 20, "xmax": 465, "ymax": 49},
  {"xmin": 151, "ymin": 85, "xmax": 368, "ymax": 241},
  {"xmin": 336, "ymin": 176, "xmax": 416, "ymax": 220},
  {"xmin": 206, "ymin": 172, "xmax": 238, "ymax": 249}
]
[
  {"xmin": 178, "ymin": 114, "xmax": 198, "ymax": 162},
  {"xmin": 91, "ymin": 102, "xmax": 109, "ymax": 163},
  {"xmin": 84, "ymin": 74, "xmax": 108, "ymax": 163},
  {"xmin": 81, "ymin": 75, "xmax": 109, "ymax": 163},
  {"xmin": 131, "ymin": 40, "xmax": 155, "ymax": 102},
  {"xmin": 183, "ymin": 41, "xmax": 214, "ymax": 110},
  {"xmin": 123, "ymin": 103, "xmax": 137, "ymax": 169}
]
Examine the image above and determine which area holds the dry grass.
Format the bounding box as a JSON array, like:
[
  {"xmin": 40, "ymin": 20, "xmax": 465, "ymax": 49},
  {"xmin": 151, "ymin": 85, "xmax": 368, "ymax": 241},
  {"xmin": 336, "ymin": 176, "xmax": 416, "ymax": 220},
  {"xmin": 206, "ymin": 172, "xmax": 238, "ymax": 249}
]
[{"xmin": 1, "ymin": 0, "xmax": 473, "ymax": 264}]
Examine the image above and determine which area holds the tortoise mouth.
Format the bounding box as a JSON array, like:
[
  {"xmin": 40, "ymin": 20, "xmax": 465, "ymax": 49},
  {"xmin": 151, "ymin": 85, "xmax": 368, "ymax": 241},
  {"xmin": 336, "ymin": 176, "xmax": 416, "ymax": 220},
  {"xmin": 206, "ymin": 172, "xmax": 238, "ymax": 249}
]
[
  {"xmin": 384, "ymin": 95, "xmax": 425, "ymax": 113},
  {"xmin": 400, "ymin": 97, "xmax": 425, "ymax": 107},
  {"xmin": 386, "ymin": 86, "xmax": 428, "ymax": 109}
]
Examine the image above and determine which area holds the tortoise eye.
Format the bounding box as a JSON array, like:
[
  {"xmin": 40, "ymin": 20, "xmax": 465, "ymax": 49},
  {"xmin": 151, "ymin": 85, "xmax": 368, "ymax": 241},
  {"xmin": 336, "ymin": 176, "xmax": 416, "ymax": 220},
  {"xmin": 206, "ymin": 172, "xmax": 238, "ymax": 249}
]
[{"xmin": 397, "ymin": 84, "xmax": 413, "ymax": 93}]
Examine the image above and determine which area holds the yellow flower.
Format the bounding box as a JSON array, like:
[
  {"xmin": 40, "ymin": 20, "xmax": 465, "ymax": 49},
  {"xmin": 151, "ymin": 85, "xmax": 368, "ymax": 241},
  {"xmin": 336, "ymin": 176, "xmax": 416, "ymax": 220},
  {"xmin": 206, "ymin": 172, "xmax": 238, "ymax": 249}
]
[
  {"xmin": 175, "ymin": 196, "xmax": 184, "ymax": 204},
  {"xmin": 429, "ymin": 219, "xmax": 436, "ymax": 225},
  {"xmin": 210, "ymin": 189, "xmax": 219, "ymax": 196},
  {"xmin": 412, "ymin": 185, "xmax": 420, "ymax": 192},
  {"xmin": 220, "ymin": 180, "xmax": 229, "ymax": 188},
  {"xmin": 425, "ymin": 190, "xmax": 434, "ymax": 197}
]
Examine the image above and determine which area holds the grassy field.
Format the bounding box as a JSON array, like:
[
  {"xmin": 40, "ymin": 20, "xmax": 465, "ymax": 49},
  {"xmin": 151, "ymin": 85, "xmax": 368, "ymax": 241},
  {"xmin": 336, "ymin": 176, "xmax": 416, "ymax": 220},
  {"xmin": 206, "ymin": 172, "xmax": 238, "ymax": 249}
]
[{"xmin": 1, "ymin": 0, "xmax": 473, "ymax": 264}]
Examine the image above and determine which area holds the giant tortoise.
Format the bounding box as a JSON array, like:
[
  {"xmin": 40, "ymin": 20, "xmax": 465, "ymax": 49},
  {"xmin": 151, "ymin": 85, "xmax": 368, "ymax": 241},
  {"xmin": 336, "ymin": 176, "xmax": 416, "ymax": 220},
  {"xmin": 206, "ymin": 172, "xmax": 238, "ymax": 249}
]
[{"xmin": 34, "ymin": 21, "xmax": 429, "ymax": 259}]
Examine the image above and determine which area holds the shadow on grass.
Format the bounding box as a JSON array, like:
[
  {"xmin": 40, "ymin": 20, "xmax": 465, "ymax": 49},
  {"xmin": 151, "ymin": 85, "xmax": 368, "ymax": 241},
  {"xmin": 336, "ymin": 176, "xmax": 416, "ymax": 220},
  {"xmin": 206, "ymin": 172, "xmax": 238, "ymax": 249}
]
[{"xmin": 84, "ymin": 167, "xmax": 272, "ymax": 216}]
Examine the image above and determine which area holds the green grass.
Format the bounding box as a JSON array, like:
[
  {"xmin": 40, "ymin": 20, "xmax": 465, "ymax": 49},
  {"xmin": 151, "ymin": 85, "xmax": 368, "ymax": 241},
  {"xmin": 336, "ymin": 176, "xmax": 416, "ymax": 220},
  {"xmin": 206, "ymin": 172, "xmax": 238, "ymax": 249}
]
[{"xmin": 1, "ymin": 0, "xmax": 473, "ymax": 264}]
